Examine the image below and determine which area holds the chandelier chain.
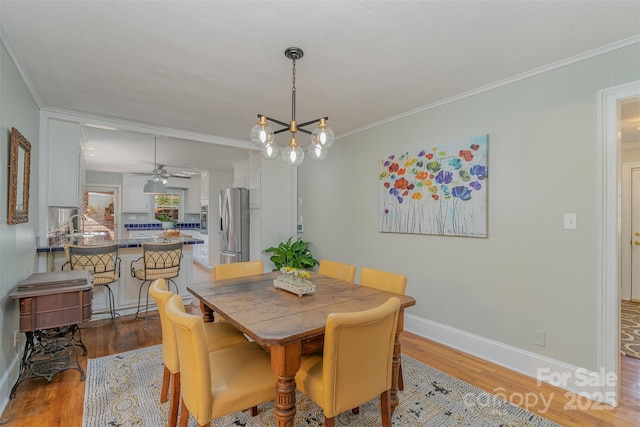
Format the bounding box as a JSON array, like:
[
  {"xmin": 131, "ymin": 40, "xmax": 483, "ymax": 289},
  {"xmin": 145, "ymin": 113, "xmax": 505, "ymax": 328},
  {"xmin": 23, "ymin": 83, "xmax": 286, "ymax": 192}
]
[{"xmin": 292, "ymin": 59, "xmax": 297, "ymax": 93}]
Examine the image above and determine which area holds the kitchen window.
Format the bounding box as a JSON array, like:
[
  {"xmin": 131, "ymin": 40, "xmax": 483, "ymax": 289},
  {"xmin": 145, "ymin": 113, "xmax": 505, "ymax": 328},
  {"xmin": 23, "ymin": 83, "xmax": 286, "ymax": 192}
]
[{"xmin": 154, "ymin": 189, "xmax": 183, "ymax": 221}]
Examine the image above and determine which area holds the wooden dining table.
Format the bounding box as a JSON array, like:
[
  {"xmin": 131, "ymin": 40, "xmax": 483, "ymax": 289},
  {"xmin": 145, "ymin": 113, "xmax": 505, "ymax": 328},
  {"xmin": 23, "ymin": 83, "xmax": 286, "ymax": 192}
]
[{"xmin": 188, "ymin": 270, "xmax": 416, "ymax": 427}]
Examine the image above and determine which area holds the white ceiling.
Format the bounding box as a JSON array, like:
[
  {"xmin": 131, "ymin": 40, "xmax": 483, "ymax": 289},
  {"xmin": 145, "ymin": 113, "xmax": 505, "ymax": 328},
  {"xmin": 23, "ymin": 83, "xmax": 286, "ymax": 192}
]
[{"xmin": 1, "ymin": 1, "xmax": 639, "ymax": 174}]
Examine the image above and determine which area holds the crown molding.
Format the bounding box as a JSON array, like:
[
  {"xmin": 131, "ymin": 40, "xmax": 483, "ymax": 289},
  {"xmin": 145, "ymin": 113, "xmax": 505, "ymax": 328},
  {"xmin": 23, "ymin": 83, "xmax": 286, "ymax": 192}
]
[
  {"xmin": 39, "ymin": 107, "xmax": 256, "ymax": 151},
  {"xmin": 340, "ymin": 36, "xmax": 640, "ymax": 140}
]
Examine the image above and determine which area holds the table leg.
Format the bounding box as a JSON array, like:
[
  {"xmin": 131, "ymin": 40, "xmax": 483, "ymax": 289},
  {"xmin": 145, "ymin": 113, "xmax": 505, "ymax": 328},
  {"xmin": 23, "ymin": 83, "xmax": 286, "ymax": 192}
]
[
  {"xmin": 270, "ymin": 342, "xmax": 301, "ymax": 427},
  {"xmin": 390, "ymin": 310, "xmax": 406, "ymax": 413},
  {"xmin": 390, "ymin": 334, "xmax": 401, "ymax": 413},
  {"xmin": 199, "ymin": 301, "xmax": 215, "ymax": 323}
]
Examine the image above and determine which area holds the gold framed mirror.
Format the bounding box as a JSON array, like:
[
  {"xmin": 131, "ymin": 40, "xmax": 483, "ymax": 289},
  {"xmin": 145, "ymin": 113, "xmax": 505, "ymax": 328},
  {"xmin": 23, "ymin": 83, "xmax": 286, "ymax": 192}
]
[{"xmin": 8, "ymin": 127, "xmax": 31, "ymax": 224}]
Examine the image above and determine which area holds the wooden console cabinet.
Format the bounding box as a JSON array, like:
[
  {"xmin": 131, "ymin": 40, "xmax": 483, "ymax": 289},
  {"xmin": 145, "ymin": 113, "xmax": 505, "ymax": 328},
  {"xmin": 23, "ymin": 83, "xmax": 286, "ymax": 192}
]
[{"xmin": 8, "ymin": 270, "xmax": 92, "ymax": 398}]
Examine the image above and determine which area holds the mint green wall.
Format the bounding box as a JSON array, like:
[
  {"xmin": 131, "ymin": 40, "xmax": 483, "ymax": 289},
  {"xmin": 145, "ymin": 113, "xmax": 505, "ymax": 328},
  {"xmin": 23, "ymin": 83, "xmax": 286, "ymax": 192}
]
[
  {"xmin": 298, "ymin": 44, "xmax": 640, "ymax": 370},
  {"xmin": 0, "ymin": 38, "xmax": 40, "ymax": 407}
]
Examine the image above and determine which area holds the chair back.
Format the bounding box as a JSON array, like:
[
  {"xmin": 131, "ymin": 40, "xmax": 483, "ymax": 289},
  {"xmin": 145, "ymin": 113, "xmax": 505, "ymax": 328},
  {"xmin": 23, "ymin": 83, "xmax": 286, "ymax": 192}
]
[
  {"xmin": 66, "ymin": 244, "xmax": 120, "ymax": 285},
  {"xmin": 148, "ymin": 279, "xmax": 179, "ymax": 373},
  {"xmin": 165, "ymin": 294, "xmax": 213, "ymax": 424},
  {"xmin": 323, "ymin": 297, "xmax": 400, "ymax": 417},
  {"xmin": 141, "ymin": 242, "xmax": 183, "ymax": 280},
  {"xmin": 213, "ymin": 260, "xmax": 263, "ymax": 280},
  {"xmin": 318, "ymin": 259, "xmax": 356, "ymax": 283},
  {"xmin": 359, "ymin": 267, "xmax": 407, "ymax": 295}
]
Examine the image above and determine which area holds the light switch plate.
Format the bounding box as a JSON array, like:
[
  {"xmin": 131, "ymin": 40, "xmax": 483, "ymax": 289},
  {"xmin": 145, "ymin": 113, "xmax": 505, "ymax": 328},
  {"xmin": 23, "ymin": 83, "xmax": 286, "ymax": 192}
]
[{"xmin": 564, "ymin": 213, "xmax": 577, "ymax": 230}]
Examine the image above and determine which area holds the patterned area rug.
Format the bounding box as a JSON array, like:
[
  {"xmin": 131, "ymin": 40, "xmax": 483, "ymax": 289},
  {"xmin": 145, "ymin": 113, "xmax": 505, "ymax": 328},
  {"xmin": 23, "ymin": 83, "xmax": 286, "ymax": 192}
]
[
  {"xmin": 83, "ymin": 345, "xmax": 560, "ymax": 427},
  {"xmin": 621, "ymin": 300, "xmax": 640, "ymax": 359}
]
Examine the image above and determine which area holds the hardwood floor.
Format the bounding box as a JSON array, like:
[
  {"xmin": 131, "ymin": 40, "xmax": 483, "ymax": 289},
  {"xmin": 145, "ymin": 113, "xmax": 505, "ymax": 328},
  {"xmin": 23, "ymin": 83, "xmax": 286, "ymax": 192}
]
[
  {"xmin": 1, "ymin": 266, "xmax": 639, "ymax": 426},
  {"xmin": 402, "ymin": 333, "xmax": 640, "ymax": 427}
]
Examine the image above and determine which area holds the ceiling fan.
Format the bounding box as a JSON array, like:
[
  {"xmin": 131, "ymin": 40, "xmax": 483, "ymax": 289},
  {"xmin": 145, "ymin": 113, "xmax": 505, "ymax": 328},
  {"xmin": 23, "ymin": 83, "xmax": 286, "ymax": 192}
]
[{"xmin": 133, "ymin": 164, "xmax": 192, "ymax": 180}]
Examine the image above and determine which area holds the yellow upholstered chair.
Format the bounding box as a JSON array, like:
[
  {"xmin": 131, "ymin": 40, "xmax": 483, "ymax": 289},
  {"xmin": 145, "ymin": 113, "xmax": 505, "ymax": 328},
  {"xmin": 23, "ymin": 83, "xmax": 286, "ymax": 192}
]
[
  {"xmin": 131, "ymin": 241, "xmax": 183, "ymax": 329},
  {"xmin": 148, "ymin": 279, "xmax": 249, "ymax": 427},
  {"xmin": 212, "ymin": 260, "xmax": 264, "ymax": 280},
  {"xmin": 63, "ymin": 244, "xmax": 121, "ymax": 329},
  {"xmin": 294, "ymin": 297, "xmax": 401, "ymax": 427},
  {"xmin": 359, "ymin": 267, "xmax": 408, "ymax": 390},
  {"xmin": 212, "ymin": 260, "xmax": 264, "ymax": 321},
  {"xmin": 164, "ymin": 294, "xmax": 277, "ymax": 427},
  {"xmin": 318, "ymin": 259, "xmax": 356, "ymax": 283},
  {"xmin": 359, "ymin": 267, "xmax": 407, "ymax": 295}
]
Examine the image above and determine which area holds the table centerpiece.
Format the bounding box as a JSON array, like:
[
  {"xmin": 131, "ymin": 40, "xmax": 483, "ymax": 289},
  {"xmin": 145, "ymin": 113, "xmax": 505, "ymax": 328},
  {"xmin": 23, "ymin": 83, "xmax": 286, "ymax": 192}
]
[{"xmin": 273, "ymin": 266, "xmax": 316, "ymax": 297}]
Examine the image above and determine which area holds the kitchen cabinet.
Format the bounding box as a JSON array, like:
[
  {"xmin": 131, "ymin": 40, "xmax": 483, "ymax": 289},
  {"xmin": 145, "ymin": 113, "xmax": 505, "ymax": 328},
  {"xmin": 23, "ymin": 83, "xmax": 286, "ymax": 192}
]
[
  {"xmin": 37, "ymin": 244, "xmax": 195, "ymax": 318},
  {"xmin": 128, "ymin": 230, "xmax": 158, "ymax": 239},
  {"xmin": 48, "ymin": 119, "xmax": 84, "ymax": 207},
  {"xmin": 200, "ymin": 170, "xmax": 209, "ymax": 202},
  {"xmin": 123, "ymin": 174, "xmax": 151, "ymax": 212},
  {"xmin": 235, "ymin": 153, "xmax": 296, "ymax": 268},
  {"xmin": 192, "ymin": 231, "xmax": 211, "ymax": 268},
  {"xmin": 185, "ymin": 176, "xmax": 201, "ymax": 213}
]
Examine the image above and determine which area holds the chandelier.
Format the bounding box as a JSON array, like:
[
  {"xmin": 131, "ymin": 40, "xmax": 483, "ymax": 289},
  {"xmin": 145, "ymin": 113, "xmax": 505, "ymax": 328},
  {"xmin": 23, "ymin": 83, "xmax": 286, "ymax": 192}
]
[{"xmin": 250, "ymin": 47, "xmax": 334, "ymax": 166}]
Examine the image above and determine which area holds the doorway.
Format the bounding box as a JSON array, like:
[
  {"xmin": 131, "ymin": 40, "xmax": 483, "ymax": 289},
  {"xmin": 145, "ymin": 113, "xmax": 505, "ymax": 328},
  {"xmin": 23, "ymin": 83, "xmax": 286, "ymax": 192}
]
[
  {"xmin": 84, "ymin": 185, "xmax": 120, "ymax": 241},
  {"xmin": 600, "ymin": 81, "xmax": 640, "ymax": 407},
  {"xmin": 622, "ymin": 155, "xmax": 640, "ymax": 302}
]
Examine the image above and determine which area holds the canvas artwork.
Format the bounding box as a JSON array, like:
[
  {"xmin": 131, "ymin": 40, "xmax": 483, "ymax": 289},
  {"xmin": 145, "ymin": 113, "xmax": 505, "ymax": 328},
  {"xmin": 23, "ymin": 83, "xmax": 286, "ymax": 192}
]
[{"xmin": 379, "ymin": 135, "xmax": 488, "ymax": 237}]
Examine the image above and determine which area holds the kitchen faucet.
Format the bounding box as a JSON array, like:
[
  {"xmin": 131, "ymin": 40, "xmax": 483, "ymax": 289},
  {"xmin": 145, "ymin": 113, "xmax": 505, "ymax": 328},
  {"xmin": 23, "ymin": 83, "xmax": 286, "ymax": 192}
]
[{"xmin": 68, "ymin": 214, "xmax": 86, "ymax": 234}]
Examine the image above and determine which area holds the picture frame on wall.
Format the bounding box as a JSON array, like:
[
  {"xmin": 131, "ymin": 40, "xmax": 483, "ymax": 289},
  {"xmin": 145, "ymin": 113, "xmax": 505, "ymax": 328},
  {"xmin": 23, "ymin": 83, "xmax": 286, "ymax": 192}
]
[
  {"xmin": 8, "ymin": 127, "xmax": 31, "ymax": 224},
  {"xmin": 379, "ymin": 134, "xmax": 488, "ymax": 238}
]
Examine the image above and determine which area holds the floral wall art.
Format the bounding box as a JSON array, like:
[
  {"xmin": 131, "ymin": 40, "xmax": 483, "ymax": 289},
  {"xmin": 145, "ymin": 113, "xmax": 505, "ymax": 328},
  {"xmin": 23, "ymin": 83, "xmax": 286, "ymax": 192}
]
[{"xmin": 379, "ymin": 135, "xmax": 488, "ymax": 237}]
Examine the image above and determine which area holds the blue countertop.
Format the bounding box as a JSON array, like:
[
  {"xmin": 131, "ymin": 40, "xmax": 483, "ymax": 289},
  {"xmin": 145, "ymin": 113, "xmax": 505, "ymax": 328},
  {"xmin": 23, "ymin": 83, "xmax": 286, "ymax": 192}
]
[{"xmin": 36, "ymin": 237, "xmax": 204, "ymax": 253}]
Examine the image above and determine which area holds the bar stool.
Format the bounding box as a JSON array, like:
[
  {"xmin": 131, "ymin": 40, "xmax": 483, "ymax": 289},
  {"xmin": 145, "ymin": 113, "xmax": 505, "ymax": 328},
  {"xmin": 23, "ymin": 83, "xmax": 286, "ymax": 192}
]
[
  {"xmin": 63, "ymin": 244, "xmax": 121, "ymax": 329},
  {"xmin": 130, "ymin": 241, "xmax": 183, "ymax": 329}
]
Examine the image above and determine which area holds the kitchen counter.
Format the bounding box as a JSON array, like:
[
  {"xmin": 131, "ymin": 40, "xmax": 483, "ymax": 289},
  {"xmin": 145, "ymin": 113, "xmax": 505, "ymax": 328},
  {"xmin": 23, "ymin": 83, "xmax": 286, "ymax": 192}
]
[
  {"xmin": 36, "ymin": 237, "xmax": 203, "ymax": 320},
  {"xmin": 36, "ymin": 236, "xmax": 204, "ymax": 253}
]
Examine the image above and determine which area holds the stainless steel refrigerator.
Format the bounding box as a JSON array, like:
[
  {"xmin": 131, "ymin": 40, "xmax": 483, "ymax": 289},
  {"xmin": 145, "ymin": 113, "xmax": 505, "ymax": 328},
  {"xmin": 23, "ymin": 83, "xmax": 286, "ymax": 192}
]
[{"xmin": 219, "ymin": 187, "xmax": 249, "ymax": 264}]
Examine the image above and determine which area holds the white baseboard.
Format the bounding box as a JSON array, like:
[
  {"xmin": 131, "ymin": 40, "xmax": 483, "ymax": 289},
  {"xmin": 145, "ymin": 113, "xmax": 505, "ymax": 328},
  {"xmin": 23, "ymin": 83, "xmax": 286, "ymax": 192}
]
[
  {"xmin": 0, "ymin": 349, "xmax": 21, "ymax": 418},
  {"xmin": 405, "ymin": 314, "xmax": 617, "ymax": 406}
]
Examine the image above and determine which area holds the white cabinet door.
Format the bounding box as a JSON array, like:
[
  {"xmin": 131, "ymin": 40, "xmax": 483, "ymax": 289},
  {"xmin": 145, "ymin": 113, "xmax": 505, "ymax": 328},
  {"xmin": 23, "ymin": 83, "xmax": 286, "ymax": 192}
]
[
  {"xmin": 129, "ymin": 230, "xmax": 158, "ymax": 239},
  {"xmin": 192, "ymin": 231, "xmax": 203, "ymax": 264},
  {"xmin": 185, "ymin": 176, "xmax": 201, "ymax": 213},
  {"xmin": 200, "ymin": 170, "xmax": 209, "ymax": 201},
  {"xmin": 123, "ymin": 174, "xmax": 151, "ymax": 212},
  {"xmin": 48, "ymin": 120, "xmax": 82, "ymax": 207},
  {"xmin": 123, "ymin": 188, "xmax": 150, "ymax": 212}
]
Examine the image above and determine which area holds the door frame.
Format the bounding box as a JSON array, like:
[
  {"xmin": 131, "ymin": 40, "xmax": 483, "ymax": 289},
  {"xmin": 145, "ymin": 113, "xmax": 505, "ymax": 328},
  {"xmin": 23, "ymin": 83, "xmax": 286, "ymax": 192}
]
[
  {"xmin": 621, "ymin": 161, "xmax": 640, "ymax": 301},
  {"xmin": 85, "ymin": 184, "xmax": 121, "ymax": 240},
  {"xmin": 599, "ymin": 80, "xmax": 640, "ymax": 406}
]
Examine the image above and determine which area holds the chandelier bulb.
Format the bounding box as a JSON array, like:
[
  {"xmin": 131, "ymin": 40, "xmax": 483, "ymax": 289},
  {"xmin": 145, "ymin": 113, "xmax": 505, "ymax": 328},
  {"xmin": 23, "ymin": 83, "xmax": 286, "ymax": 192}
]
[
  {"xmin": 311, "ymin": 119, "xmax": 335, "ymax": 149},
  {"xmin": 282, "ymin": 139, "xmax": 304, "ymax": 166},
  {"xmin": 308, "ymin": 145, "xmax": 327, "ymax": 160},
  {"xmin": 262, "ymin": 143, "xmax": 280, "ymax": 160},
  {"xmin": 250, "ymin": 116, "xmax": 274, "ymax": 149}
]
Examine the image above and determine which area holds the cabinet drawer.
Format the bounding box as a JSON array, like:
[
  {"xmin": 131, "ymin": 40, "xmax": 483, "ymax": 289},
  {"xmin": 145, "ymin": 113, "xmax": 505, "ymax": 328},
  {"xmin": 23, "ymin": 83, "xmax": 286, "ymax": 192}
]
[{"xmin": 129, "ymin": 230, "xmax": 158, "ymax": 239}]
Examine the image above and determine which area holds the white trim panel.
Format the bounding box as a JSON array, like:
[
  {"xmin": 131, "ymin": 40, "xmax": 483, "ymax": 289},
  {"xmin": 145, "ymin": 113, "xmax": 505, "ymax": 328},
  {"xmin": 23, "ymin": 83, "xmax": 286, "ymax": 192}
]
[{"xmin": 405, "ymin": 313, "xmax": 616, "ymax": 406}]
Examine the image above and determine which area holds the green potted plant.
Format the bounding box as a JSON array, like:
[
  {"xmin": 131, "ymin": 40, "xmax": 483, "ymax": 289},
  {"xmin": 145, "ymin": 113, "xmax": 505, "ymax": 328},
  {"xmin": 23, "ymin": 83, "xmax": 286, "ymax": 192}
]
[
  {"xmin": 158, "ymin": 213, "xmax": 175, "ymax": 229},
  {"xmin": 263, "ymin": 237, "xmax": 319, "ymax": 270}
]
